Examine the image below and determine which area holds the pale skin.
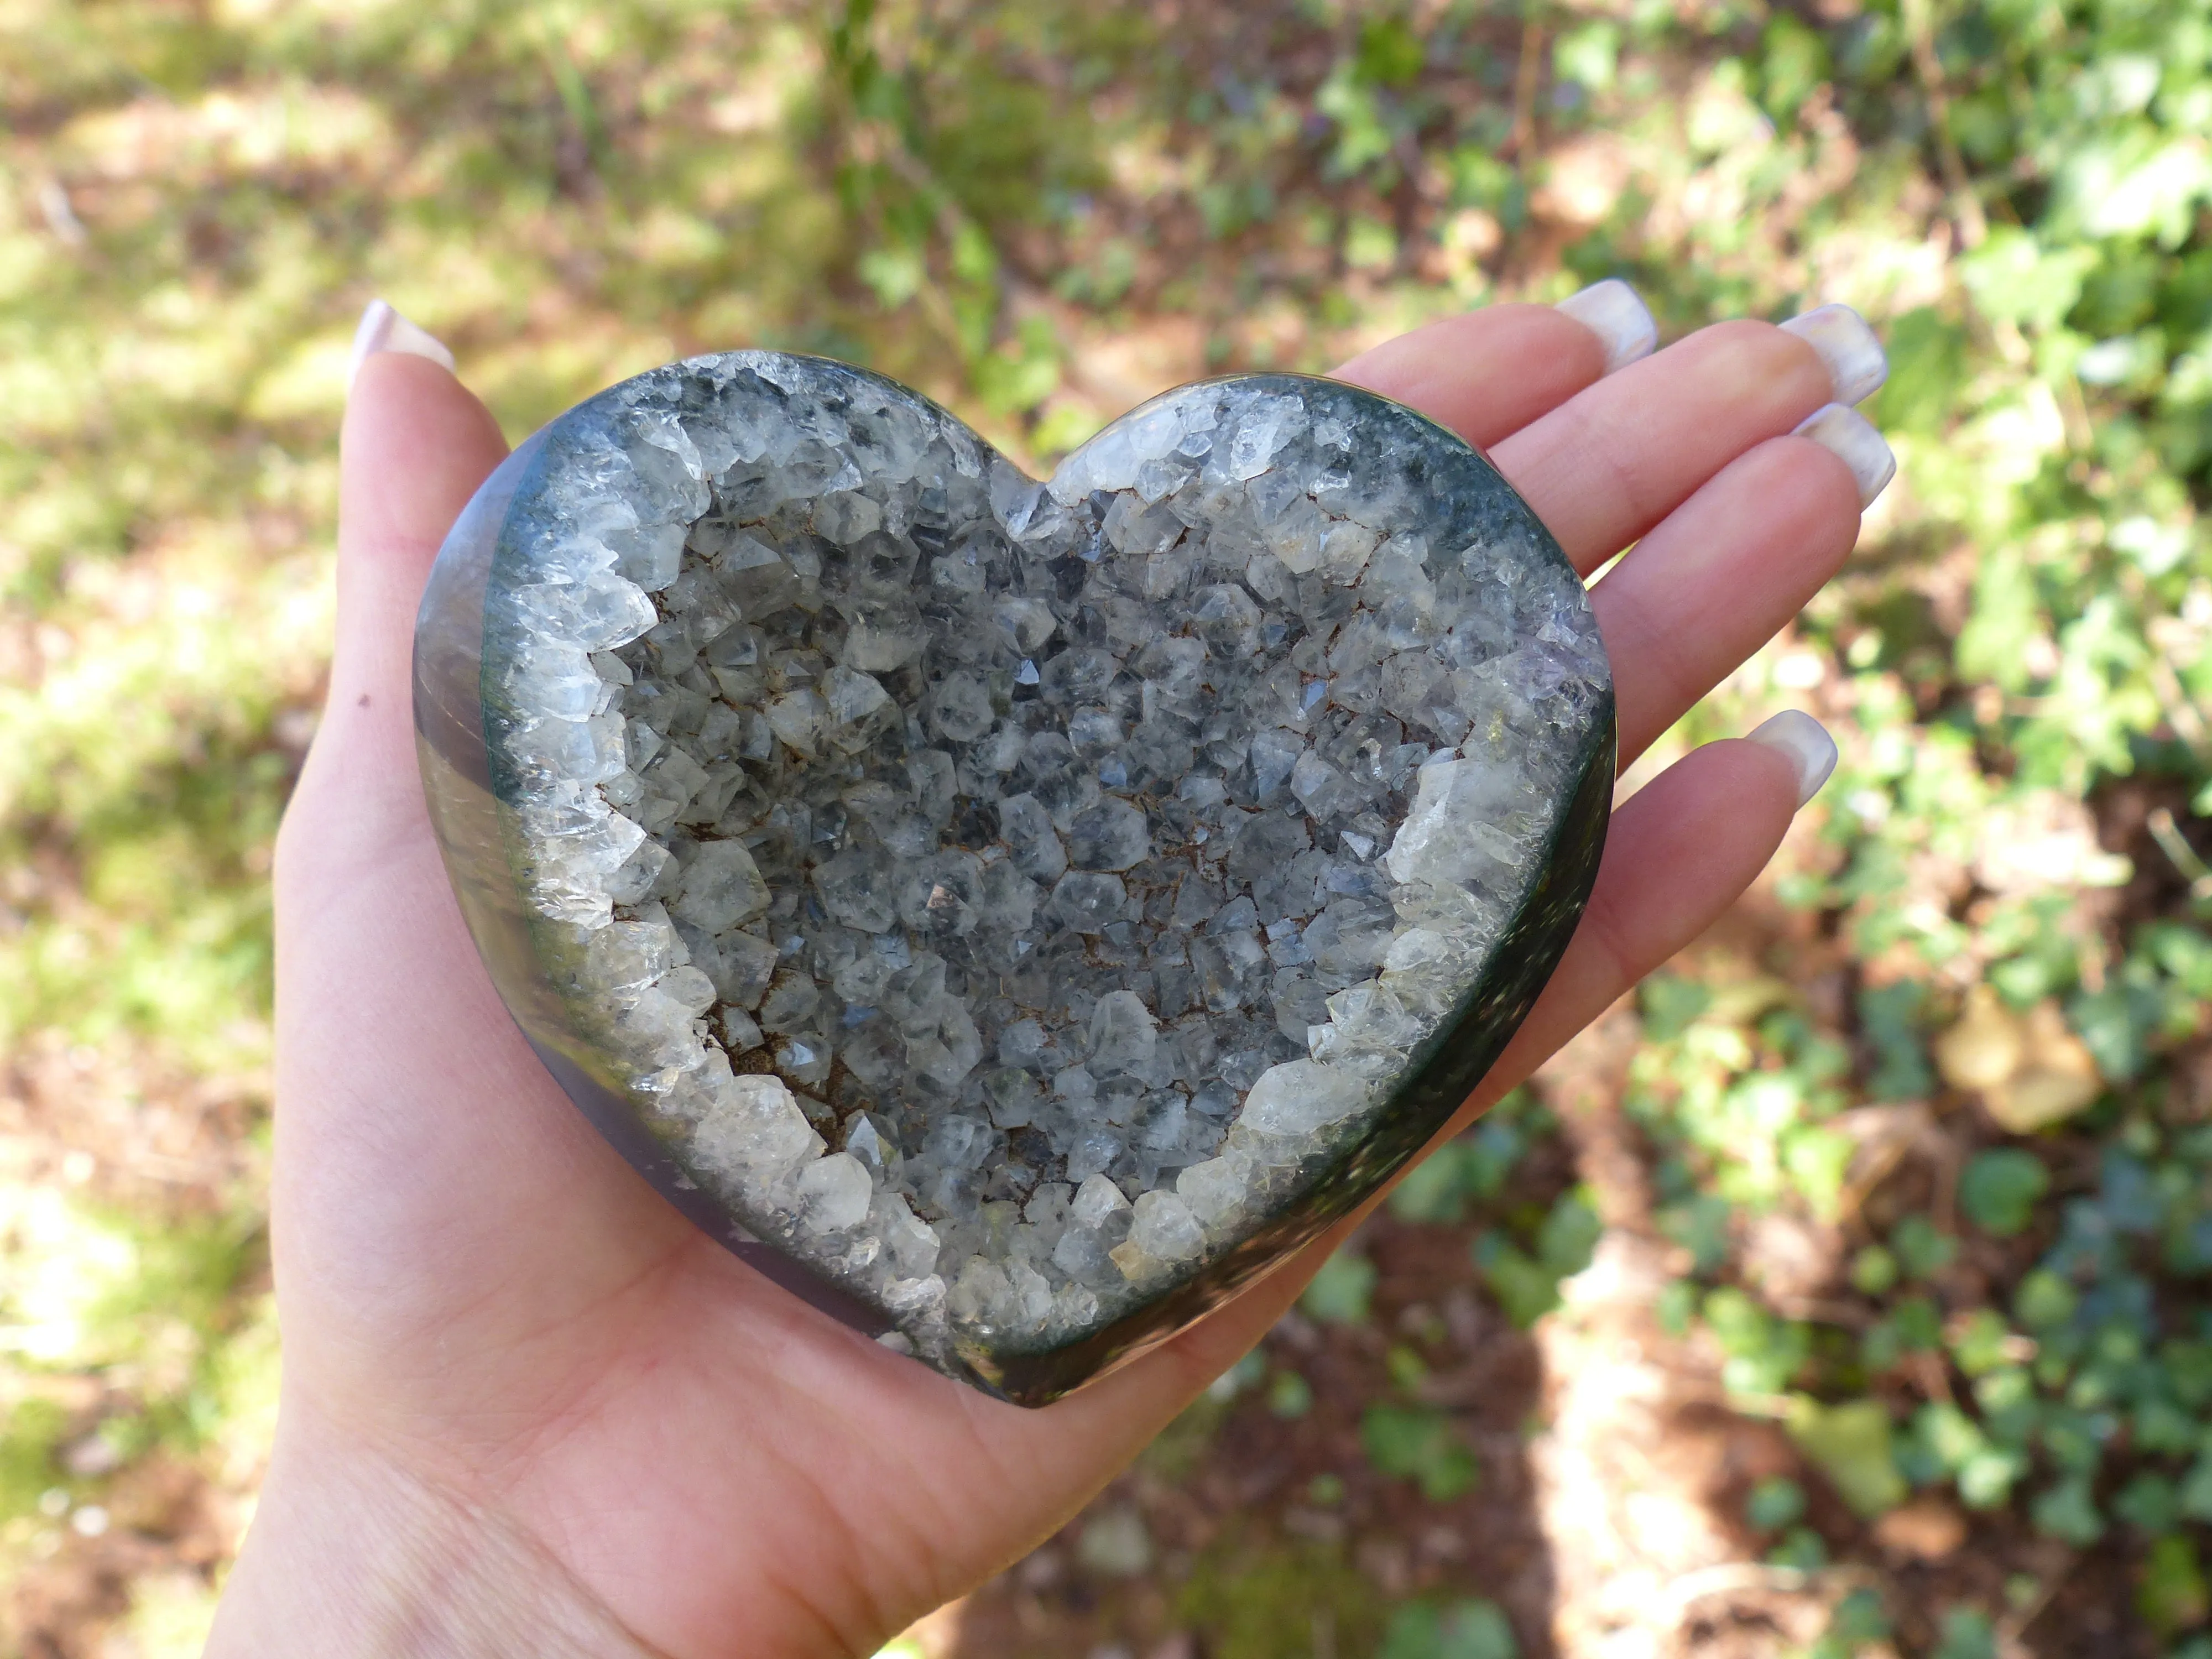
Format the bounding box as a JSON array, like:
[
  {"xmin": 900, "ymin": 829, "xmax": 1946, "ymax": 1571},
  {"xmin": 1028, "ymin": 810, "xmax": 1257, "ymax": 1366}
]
[{"xmin": 212, "ymin": 301, "xmax": 1867, "ymax": 1657}]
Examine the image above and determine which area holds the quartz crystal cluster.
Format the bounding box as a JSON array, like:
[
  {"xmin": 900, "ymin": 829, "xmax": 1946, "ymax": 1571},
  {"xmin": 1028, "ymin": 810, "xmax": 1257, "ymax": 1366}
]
[{"xmin": 467, "ymin": 352, "xmax": 1609, "ymax": 1387}]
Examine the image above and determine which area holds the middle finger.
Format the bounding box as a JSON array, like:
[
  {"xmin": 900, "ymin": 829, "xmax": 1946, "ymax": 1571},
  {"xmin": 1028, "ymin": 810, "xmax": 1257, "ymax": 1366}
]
[
  {"xmin": 1491, "ymin": 317, "xmax": 1843, "ymax": 573},
  {"xmin": 1595, "ymin": 429, "xmax": 1869, "ymax": 766}
]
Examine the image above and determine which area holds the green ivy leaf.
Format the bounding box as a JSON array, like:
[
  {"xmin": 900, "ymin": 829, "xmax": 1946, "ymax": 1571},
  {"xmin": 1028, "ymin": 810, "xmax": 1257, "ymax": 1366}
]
[
  {"xmin": 1787, "ymin": 1396, "xmax": 1907, "ymax": 1517},
  {"xmin": 1361, "ymin": 1405, "xmax": 1480, "ymax": 1503},
  {"xmin": 2114, "ymin": 1472, "xmax": 2180, "ymax": 1532},
  {"xmin": 1948, "ymin": 1308, "xmax": 2017, "ymax": 1375},
  {"xmin": 1378, "ymin": 1598, "xmax": 1518, "ymax": 1659},
  {"xmin": 2015, "ymin": 1269, "xmax": 2080, "ymax": 1332},
  {"xmin": 1301, "ymin": 1248, "xmax": 1376, "ymax": 1327},
  {"xmin": 1873, "ymin": 308, "xmax": 1972, "ymax": 435},
  {"xmin": 1390, "ymin": 1150, "xmax": 1469, "ymax": 1225},
  {"xmin": 1931, "ymin": 1606, "xmax": 1997, "ymax": 1659},
  {"xmin": 1892, "ymin": 1218, "xmax": 1958, "ymax": 1281},
  {"xmin": 1639, "ymin": 974, "xmax": 1712, "ymax": 1041},
  {"xmin": 1745, "ymin": 1474, "xmax": 1806, "ymax": 1531},
  {"xmin": 1858, "ymin": 980, "xmax": 1933, "ymax": 1101},
  {"xmin": 1477, "ymin": 1238, "xmax": 1561, "ymax": 1329},
  {"xmin": 1756, "ymin": 14, "xmax": 1828, "ymax": 123},
  {"xmin": 1552, "ymin": 22, "xmax": 1620, "ymax": 93},
  {"xmin": 1354, "ymin": 16, "xmax": 1426, "ymax": 88},
  {"xmin": 2141, "ymin": 1534, "xmax": 2212, "ymax": 1636},
  {"xmin": 1960, "ymin": 227, "xmax": 2099, "ymax": 331},
  {"xmin": 1267, "ymin": 1371, "xmax": 1313, "ymax": 1421},
  {"xmin": 1960, "ymin": 1149, "xmax": 2052, "ymax": 1238},
  {"xmin": 1536, "ymin": 1191, "xmax": 1601, "ymax": 1279},
  {"xmin": 2030, "ymin": 1475, "xmax": 2107, "ymax": 1545}
]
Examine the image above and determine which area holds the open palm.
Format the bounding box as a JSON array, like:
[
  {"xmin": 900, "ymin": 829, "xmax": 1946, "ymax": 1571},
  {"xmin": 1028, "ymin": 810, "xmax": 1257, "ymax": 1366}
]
[{"xmin": 210, "ymin": 298, "xmax": 1875, "ymax": 1658}]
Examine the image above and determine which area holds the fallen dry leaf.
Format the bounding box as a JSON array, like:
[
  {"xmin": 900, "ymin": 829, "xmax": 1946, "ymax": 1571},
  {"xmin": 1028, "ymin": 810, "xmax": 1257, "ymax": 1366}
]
[
  {"xmin": 1935, "ymin": 988, "xmax": 2104, "ymax": 1133},
  {"xmin": 1872, "ymin": 1498, "xmax": 1969, "ymax": 1562}
]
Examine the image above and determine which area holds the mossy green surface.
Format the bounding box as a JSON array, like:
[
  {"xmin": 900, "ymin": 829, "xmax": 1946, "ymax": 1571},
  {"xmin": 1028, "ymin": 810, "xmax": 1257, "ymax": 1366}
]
[{"xmin": 1175, "ymin": 1534, "xmax": 1388, "ymax": 1659}]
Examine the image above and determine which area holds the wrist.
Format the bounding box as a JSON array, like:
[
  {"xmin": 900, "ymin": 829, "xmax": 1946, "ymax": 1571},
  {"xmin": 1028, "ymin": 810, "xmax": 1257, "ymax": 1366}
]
[{"xmin": 208, "ymin": 1400, "xmax": 661, "ymax": 1659}]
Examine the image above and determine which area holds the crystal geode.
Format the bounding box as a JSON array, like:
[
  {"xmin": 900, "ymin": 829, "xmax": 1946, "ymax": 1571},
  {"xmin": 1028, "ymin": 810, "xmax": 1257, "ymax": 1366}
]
[{"xmin": 414, "ymin": 352, "xmax": 1614, "ymax": 1404}]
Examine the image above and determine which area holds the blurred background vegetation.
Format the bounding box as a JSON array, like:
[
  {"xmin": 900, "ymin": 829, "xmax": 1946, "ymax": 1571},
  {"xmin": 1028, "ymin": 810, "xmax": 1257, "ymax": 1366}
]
[{"xmin": 3, "ymin": 0, "xmax": 2211, "ymax": 1652}]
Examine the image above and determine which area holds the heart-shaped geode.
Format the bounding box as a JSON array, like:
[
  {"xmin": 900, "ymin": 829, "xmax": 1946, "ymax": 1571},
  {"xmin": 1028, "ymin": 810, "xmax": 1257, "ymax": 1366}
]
[{"xmin": 414, "ymin": 352, "xmax": 1613, "ymax": 1404}]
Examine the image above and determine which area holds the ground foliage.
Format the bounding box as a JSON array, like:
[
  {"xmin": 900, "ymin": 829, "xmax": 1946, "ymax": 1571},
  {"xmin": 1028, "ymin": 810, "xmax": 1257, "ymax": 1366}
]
[{"xmin": 2, "ymin": 0, "xmax": 2210, "ymax": 1652}]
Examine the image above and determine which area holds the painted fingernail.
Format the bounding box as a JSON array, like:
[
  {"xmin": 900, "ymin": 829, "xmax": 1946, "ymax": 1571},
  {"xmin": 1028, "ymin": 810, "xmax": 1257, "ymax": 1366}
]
[
  {"xmin": 347, "ymin": 299, "xmax": 455, "ymax": 392},
  {"xmin": 1793, "ymin": 402, "xmax": 1896, "ymax": 508},
  {"xmin": 1780, "ymin": 302, "xmax": 1887, "ymax": 404},
  {"xmin": 1556, "ymin": 278, "xmax": 1658, "ymax": 375},
  {"xmin": 1747, "ymin": 710, "xmax": 1838, "ymax": 807}
]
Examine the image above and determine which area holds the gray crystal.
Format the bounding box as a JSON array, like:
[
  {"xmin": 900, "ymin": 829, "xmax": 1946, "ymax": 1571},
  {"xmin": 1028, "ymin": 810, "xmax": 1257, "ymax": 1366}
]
[
  {"xmin": 1087, "ymin": 990, "xmax": 1160, "ymax": 1079},
  {"xmin": 1127, "ymin": 1190, "xmax": 1205, "ymax": 1262},
  {"xmin": 458, "ymin": 353, "xmax": 1610, "ymax": 1392}
]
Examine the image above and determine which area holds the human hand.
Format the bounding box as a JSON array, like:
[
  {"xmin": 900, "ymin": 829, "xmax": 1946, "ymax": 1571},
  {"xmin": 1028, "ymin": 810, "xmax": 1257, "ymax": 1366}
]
[{"xmin": 208, "ymin": 288, "xmax": 1884, "ymax": 1658}]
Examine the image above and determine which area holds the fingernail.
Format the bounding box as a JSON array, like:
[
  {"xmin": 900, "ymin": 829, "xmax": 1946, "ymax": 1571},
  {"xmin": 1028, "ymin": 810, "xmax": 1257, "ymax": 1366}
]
[
  {"xmin": 1780, "ymin": 302, "xmax": 1887, "ymax": 404},
  {"xmin": 347, "ymin": 299, "xmax": 455, "ymax": 392},
  {"xmin": 1747, "ymin": 709, "xmax": 1838, "ymax": 807},
  {"xmin": 1556, "ymin": 278, "xmax": 1658, "ymax": 375},
  {"xmin": 1793, "ymin": 402, "xmax": 1896, "ymax": 508}
]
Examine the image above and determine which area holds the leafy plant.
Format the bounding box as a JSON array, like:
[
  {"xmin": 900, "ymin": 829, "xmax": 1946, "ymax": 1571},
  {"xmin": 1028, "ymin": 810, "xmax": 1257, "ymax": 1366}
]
[
  {"xmin": 1744, "ymin": 1475, "xmax": 1807, "ymax": 1532},
  {"xmin": 1788, "ymin": 1398, "xmax": 1907, "ymax": 1519},
  {"xmin": 1931, "ymin": 1606, "xmax": 1998, "ymax": 1659},
  {"xmin": 1301, "ymin": 1247, "xmax": 1378, "ymax": 1326},
  {"xmin": 1960, "ymin": 1149, "xmax": 2053, "ymax": 1238},
  {"xmin": 2140, "ymin": 1533, "xmax": 2211, "ymax": 1636},
  {"xmin": 1175, "ymin": 1536, "xmax": 1385, "ymax": 1659},
  {"xmin": 1360, "ymin": 1405, "xmax": 1480, "ymax": 1504},
  {"xmin": 1472, "ymin": 1188, "xmax": 1600, "ymax": 1328},
  {"xmin": 1378, "ymin": 1597, "xmax": 1518, "ymax": 1659}
]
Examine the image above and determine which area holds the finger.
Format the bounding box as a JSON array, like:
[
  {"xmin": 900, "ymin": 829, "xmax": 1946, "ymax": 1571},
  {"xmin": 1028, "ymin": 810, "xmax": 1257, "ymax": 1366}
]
[
  {"xmin": 1491, "ymin": 317, "xmax": 1859, "ymax": 573},
  {"xmin": 1464, "ymin": 731, "xmax": 1812, "ymax": 1112},
  {"xmin": 1332, "ymin": 293, "xmax": 1638, "ymax": 450},
  {"xmin": 331, "ymin": 344, "xmax": 510, "ymax": 716},
  {"xmin": 1597, "ymin": 431, "xmax": 1865, "ymax": 764},
  {"xmin": 283, "ymin": 331, "xmax": 509, "ymax": 878}
]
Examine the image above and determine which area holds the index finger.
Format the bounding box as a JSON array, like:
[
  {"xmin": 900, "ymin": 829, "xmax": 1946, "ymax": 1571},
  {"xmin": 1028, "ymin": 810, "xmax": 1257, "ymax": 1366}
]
[{"xmin": 1332, "ymin": 295, "xmax": 1633, "ymax": 448}]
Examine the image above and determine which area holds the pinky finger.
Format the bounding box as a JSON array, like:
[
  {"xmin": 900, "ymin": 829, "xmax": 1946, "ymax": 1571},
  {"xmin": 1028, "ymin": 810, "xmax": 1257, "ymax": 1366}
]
[{"xmin": 1447, "ymin": 725, "xmax": 1829, "ymax": 1131}]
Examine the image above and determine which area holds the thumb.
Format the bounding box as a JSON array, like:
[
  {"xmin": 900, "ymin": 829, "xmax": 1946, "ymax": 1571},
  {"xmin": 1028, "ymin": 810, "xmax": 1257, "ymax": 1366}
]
[{"xmin": 294, "ymin": 310, "xmax": 509, "ymax": 857}]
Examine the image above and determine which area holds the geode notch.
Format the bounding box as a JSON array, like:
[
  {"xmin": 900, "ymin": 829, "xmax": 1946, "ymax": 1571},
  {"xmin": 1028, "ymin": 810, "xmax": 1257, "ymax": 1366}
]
[{"xmin": 414, "ymin": 352, "xmax": 1613, "ymax": 1405}]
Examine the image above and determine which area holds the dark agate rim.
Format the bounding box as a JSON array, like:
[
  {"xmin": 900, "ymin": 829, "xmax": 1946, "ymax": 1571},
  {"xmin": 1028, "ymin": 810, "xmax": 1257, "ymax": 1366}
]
[{"xmin": 414, "ymin": 354, "xmax": 1614, "ymax": 1406}]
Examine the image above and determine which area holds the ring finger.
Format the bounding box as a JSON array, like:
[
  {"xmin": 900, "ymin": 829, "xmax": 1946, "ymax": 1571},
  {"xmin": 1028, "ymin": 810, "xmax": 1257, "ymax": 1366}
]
[{"xmin": 1489, "ymin": 309, "xmax": 1880, "ymax": 574}]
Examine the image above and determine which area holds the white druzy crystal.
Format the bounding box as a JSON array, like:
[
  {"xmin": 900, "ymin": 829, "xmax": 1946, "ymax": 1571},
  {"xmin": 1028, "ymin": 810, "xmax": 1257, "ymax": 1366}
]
[
  {"xmin": 693, "ymin": 1074, "xmax": 821, "ymax": 1174},
  {"xmin": 1128, "ymin": 1190, "xmax": 1205, "ymax": 1262},
  {"xmin": 1239, "ymin": 1061, "xmax": 1373, "ymax": 1138},
  {"xmin": 796, "ymin": 1152, "xmax": 874, "ymax": 1234},
  {"xmin": 1385, "ymin": 757, "xmax": 1533, "ymax": 888}
]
